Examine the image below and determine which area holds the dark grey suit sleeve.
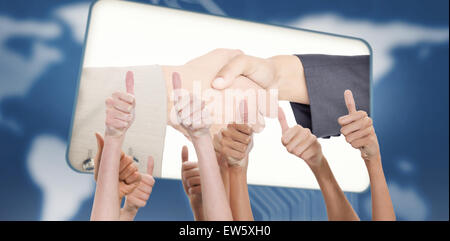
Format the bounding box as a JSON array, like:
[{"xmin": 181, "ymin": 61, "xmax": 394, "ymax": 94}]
[{"xmin": 290, "ymin": 54, "xmax": 370, "ymax": 138}]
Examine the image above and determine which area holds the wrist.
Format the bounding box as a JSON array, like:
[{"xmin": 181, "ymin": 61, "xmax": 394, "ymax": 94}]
[
  {"xmin": 191, "ymin": 132, "xmax": 212, "ymax": 145},
  {"xmin": 309, "ymin": 156, "xmax": 329, "ymax": 178},
  {"xmin": 270, "ymin": 55, "xmax": 309, "ymax": 104},
  {"xmin": 365, "ymin": 154, "xmax": 382, "ymax": 170},
  {"xmin": 104, "ymin": 132, "xmax": 125, "ymax": 143},
  {"xmin": 123, "ymin": 203, "xmax": 139, "ymax": 215},
  {"xmin": 229, "ymin": 164, "xmax": 247, "ymax": 176},
  {"xmin": 228, "ymin": 157, "xmax": 248, "ymax": 175}
]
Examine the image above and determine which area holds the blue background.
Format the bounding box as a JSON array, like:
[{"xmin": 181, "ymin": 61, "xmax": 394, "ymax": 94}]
[{"xmin": 0, "ymin": 0, "xmax": 448, "ymax": 220}]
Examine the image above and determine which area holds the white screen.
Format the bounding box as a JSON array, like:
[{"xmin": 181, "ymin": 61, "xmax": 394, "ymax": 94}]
[{"xmin": 81, "ymin": 0, "xmax": 371, "ymax": 192}]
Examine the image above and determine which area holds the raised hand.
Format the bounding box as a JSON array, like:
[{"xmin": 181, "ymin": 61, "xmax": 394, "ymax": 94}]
[
  {"xmin": 172, "ymin": 72, "xmax": 211, "ymax": 138},
  {"xmin": 91, "ymin": 71, "xmax": 138, "ymax": 221},
  {"xmin": 338, "ymin": 90, "xmax": 379, "ymax": 162},
  {"xmin": 338, "ymin": 90, "xmax": 394, "ymax": 220},
  {"xmin": 93, "ymin": 132, "xmax": 141, "ymax": 201},
  {"xmin": 214, "ymin": 100, "xmax": 253, "ymax": 168},
  {"xmin": 180, "ymin": 146, "xmax": 204, "ymax": 220},
  {"xmin": 278, "ymin": 107, "xmax": 323, "ymax": 168},
  {"xmin": 123, "ymin": 156, "xmax": 155, "ymax": 211},
  {"xmin": 105, "ymin": 71, "xmax": 136, "ymax": 138}
]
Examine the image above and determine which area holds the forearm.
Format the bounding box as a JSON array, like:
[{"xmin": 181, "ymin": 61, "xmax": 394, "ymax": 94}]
[
  {"xmin": 229, "ymin": 165, "xmax": 254, "ymax": 221},
  {"xmin": 91, "ymin": 136, "xmax": 123, "ymax": 221},
  {"xmin": 311, "ymin": 157, "xmax": 359, "ymax": 221},
  {"xmin": 270, "ymin": 55, "xmax": 309, "ymax": 104},
  {"xmin": 193, "ymin": 135, "xmax": 232, "ymax": 221},
  {"xmin": 366, "ymin": 156, "xmax": 396, "ymax": 221},
  {"xmin": 191, "ymin": 201, "xmax": 206, "ymax": 221},
  {"xmin": 218, "ymin": 156, "xmax": 231, "ymax": 203}
]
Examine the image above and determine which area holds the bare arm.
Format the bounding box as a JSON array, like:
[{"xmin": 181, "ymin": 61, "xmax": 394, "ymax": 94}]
[
  {"xmin": 229, "ymin": 162, "xmax": 253, "ymax": 221},
  {"xmin": 310, "ymin": 157, "xmax": 360, "ymax": 221},
  {"xmin": 278, "ymin": 107, "xmax": 359, "ymax": 221},
  {"xmin": 91, "ymin": 136, "xmax": 123, "ymax": 221},
  {"xmin": 91, "ymin": 71, "xmax": 136, "ymax": 221},
  {"xmin": 339, "ymin": 90, "xmax": 395, "ymax": 221},
  {"xmin": 173, "ymin": 71, "xmax": 232, "ymax": 221},
  {"xmin": 366, "ymin": 155, "xmax": 395, "ymax": 220},
  {"xmin": 215, "ymin": 102, "xmax": 254, "ymax": 221},
  {"xmin": 216, "ymin": 152, "xmax": 231, "ymax": 204},
  {"xmin": 193, "ymin": 134, "xmax": 232, "ymax": 220}
]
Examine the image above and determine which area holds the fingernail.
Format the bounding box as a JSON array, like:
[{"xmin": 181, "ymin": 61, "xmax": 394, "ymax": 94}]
[{"xmin": 213, "ymin": 77, "xmax": 226, "ymax": 88}]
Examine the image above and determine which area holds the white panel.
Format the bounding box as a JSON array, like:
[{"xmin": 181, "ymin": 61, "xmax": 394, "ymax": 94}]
[{"xmin": 81, "ymin": 1, "xmax": 370, "ymax": 192}]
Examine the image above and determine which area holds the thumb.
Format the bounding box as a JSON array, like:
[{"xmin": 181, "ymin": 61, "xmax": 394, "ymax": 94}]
[
  {"xmin": 95, "ymin": 132, "xmax": 104, "ymax": 152},
  {"xmin": 172, "ymin": 72, "xmax": 181, "ymax": 90},
  {"xmin": 147, "ymin": 156, "xmax": 154, "ymax": 175},
  {"xmin": 126, "ymin": 71, "xmax": 134, "ymax": 95},
  {"xmin": 172, "ymin": 72, "xmax": 182, "ymax": 103},
  {"xmin": 212, "ymin": 55, "xmax": 256, "ymax": 89},
  {"xmin": 181, "ymin": 145, "xmax": 189, "ymax": 163},
  {"xmin": 277, "ymin": 106, "xmax": 289, "ymax": 133},
  {"xmin": 238, "ymin": 99, "xmax": 248, "ymax": 124},
  {"xmin": 93, "ymin": 132, "xmax": 104, "ymax": 181},
  {"xmin": 344, "ymin": 89, "xmax": 357, "ymax": 114}
]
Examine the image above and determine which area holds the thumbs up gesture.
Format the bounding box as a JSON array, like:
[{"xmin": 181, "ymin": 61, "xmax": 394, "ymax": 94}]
[
  {"xmin": 338, "ymin": 90, "xmax": 380, "ymax": 162},
  {"xmin": 180, "ymin": 146, "xmax": 205, "ymax": 220},
  {"xmin": 278, "ymin": 107, "xmax": 323, "ymax": 168},
  {"xmin": 123, "ymin": 156, "xmax": 156, "ymax": 212},
  {"xmin": 214, "ymin": 100, "xmax": 254, "ymax": 168},
  {"xmin": 172, "ymin": 72, "xmax": 211, "ymax": 138},
  {"xmin": 105, "ymin": 71, "xmax": 136, "ymax": 137}
]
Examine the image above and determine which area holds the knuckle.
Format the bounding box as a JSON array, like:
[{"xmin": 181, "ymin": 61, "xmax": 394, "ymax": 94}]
[
  {"xmin": 345, "ymin": 136, "xmax": 351, "ymax": 143},
  {"xmin": 214, "ymin": 48, "xmax": 229, "ymax": 54},
  {"xmin": 233, "ymin": 49, "xmax": 244, "ymax": 55}
]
